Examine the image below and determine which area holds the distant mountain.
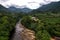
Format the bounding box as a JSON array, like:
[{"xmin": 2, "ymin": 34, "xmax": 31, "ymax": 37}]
[
  {"xmin": 8, "ymin": 6, "xmax": 32, "ymax": 13},
  {"xmin": 0, "ymin": 1, "xmax": 60, "ymax": 13},
  {"xmin": 0, "ymin": 5, "xmax": 6, "ymax": 9},
  {"xmin": 0, "ymin": 5, "xmax": 8, "ymax": 12},
  {"xmin": 36, "ymin": 1, "xmax": 60, "ymax": 12},
  {"xmin": 0, "ymin": 5, "xmax": 32, "ymax": 13}
]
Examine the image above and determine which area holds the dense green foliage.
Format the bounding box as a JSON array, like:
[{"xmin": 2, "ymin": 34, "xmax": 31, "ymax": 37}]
[
  {"xmin": 0, "ymin": 11, "xmax": 60, "ymax": 40},
  {"xmin": 21, "ymin": 12, "xmax": 60, "ymax": 40},
  {"xmin": 0, "ymin": 13, "xmax": 26, "ymax": 40},
  {"xmin": 21, "ymin": 16, "xmax": 51, "ymax": 40},
  {"xmin": 31, "ymin": 13, "xmax": 60, "ymax": 37},
  {"xmin": 0, "ymin": 14, "xmax": 16, "ymax": 40}
]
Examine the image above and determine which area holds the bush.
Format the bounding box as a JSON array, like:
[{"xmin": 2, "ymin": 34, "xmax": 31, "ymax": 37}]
[{"xmin": 36, "ymin": 30, "xmax": 51, "ymax": 40}]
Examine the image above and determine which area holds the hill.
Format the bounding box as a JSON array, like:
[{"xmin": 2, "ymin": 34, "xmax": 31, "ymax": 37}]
[{"xmin": 32, "ymin": 1, "xmax": 60, "ymax": 13}]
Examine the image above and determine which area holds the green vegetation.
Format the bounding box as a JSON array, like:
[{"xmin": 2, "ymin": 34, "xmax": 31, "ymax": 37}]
[
  {"xmin": 0, "ymin": 11, "xmax": 60, "ymax": 40},
  {"xmin": 21, "ymin": 12, "xmax": 60, "ymax": 40},
  {"xmin": 21, "ymin": 16, "xmax": 51, "ymax": 40},
  {"xmin": 0, "ymin": 12, "xmax": 26, "ymax": 40}
]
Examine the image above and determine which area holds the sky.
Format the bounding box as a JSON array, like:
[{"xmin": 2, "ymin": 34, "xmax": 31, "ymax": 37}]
[{"xmin": 0, "ymin": 0, "xmax": 60, "ymax": 9}]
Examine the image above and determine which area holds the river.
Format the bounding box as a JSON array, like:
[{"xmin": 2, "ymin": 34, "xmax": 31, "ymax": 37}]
[{"xmin": 10, "ymin": 21, "xmax": 35, "ymax": 40}]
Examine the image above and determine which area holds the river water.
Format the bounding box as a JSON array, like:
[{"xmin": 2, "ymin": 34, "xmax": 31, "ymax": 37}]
[
  {"xmin": 10, "ymin": 21, "xmax": 35, "ymax": 40},
  {"xmin": 11, "ymin": 22, "xmax": 24, "ymax": 40}
]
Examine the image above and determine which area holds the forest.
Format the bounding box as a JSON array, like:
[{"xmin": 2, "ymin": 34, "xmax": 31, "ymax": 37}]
[{"xmin": 0, "ymin": 10, "xmax": 60, "ymax": 40}]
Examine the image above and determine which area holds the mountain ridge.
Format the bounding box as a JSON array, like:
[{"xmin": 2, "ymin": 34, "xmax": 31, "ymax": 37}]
[
  {"xmin": 8, "ymin": 6, "xmax": 32, "ymax": 13},
  {"xmin": 37, "ymin": 1, "xmax": 60, "ymax": 12},
  {"xmin": 0, "ymin": 1, "xmax": 60, "ymax": 13},
  {"xmin": 0, "ymin": 4, "xmax": 32, "ymax": 13}
]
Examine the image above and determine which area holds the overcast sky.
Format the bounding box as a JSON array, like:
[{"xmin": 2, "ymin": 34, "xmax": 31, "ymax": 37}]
[{"xmin": 0, "ymin": 0, "xmax": 60, "ymax": 9}]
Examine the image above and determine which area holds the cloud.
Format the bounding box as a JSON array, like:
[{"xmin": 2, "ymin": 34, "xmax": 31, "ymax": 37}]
[
  {"xmin": 0, "ymin": 0, "xmax": 60, "ymax": 9},
  {"xmin": 44, "ymin": 0, "xmax": 60, "ymax": 3},
  {"xmin": 0, "ymin": 0, "xmax": 8, "ymax": 3}
]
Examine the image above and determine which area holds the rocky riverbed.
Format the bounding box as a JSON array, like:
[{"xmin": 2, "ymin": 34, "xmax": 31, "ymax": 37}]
[{"xmin": 10, "ymin": 21, "xmax": 35, "ymax": 40}]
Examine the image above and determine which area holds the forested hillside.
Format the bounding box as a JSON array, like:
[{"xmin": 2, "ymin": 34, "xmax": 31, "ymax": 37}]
[
  {"xmin": 0, "ymin": 10, "xmax": 60, "ymax": 40},
  {"xmin": 0, "ymin": 12, "xmax": 27, "ymax": 40}
]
